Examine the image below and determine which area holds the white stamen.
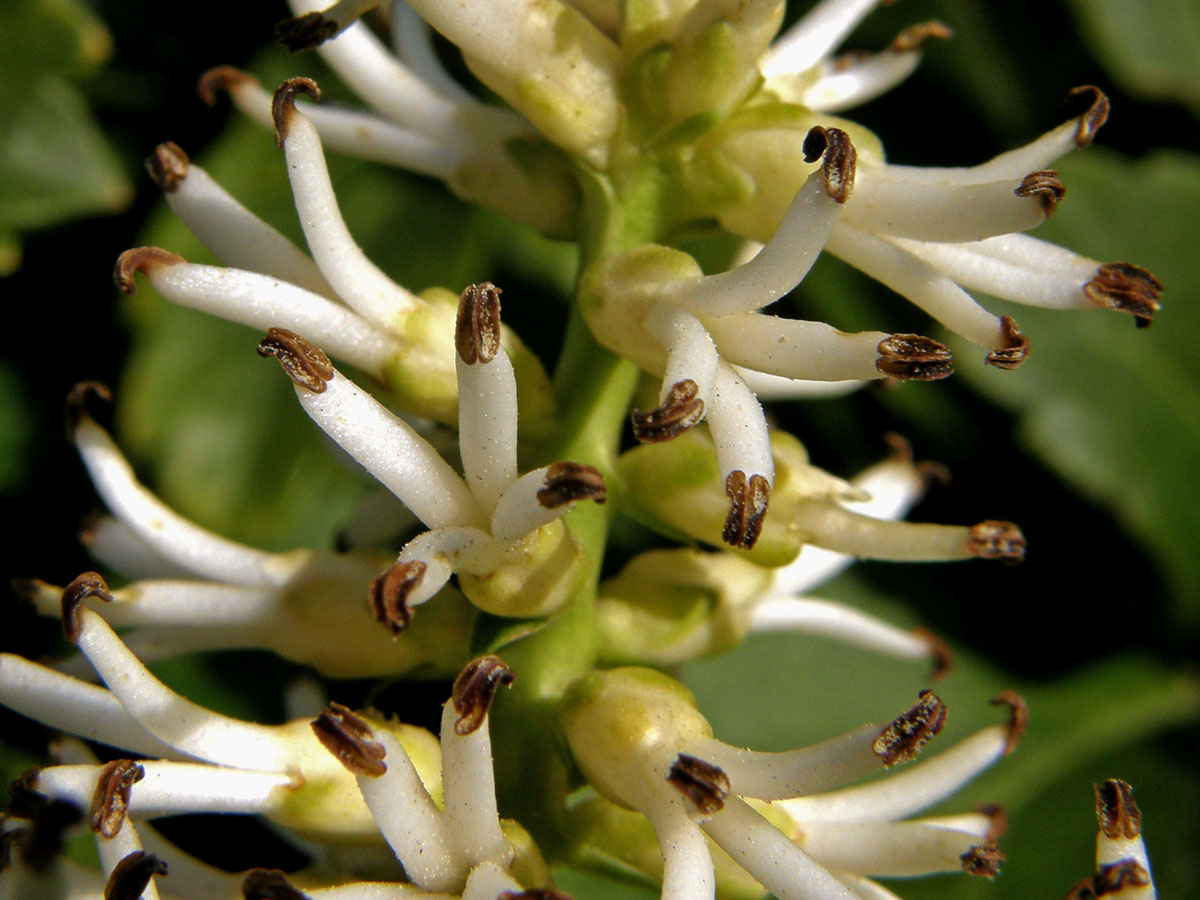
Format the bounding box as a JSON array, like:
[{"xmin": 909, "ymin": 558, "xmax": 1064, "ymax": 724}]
[
  {"xmin": 761, "ymin": 0, "xmax": 882, "ymax": 77},
  {"xmin": 279, "ymin": 107, "xmax": 422, "ymax": 332},
  {"xmin": 354, "ymin": 729, "xmax": 461, "ymax": 891},
  {"xmin": 1097, "ymin": 828, "xmax": 1153, "ymax": 879},
  {"xmin": 0, "ymin": 655, "xmax": 178, "ymax": 758},
  {"xmin": 74, "ymin": 419, "xmax": 289, "ymax": 589},
  {"xmin": 782, "ymin": 725, "xmax": 1010, "ymax": 823},
  {"xmin": 798, "ymin": 50, "xmax": 922, "ymax": 112},
  {"xmin": 646, "ymin": 800, "xmax": 716, "ymax": 900},
  {"xmin": 791, "ymin": 500, "xmax": 974, "ymax": 560},
  {"xmin": 457, "ymin": 345, "xmax": 519, "ymax": 510},
  {"xmin": 830, "ymin": 873, "xmax": 905, "ymax": 900},
  {"xmin": 293, "ymin": 0, "xmax": 380, "ymax": 36},
  {"xmin": 799, "ymin": 817, "xmax": 993, "ymax": 876},
  {"xmin": 460, "ymin": 861, "xmax": 524, "ymax": 900},
  {"xmin": 708, "ymin": 314, "xmax": 888, "ymax": 382},
  {"xmin": 688, "ymin": 722, "xmax": 884, "ymax": 801},
  {"xmin": 391, "ymin": 0, "xmax": 476, "ymax": 104},
  {"xmin": 438, "ymin": 702, "xmax": 511, "ymax": 869},
  {"xmin": 664, "ymin": 172, "xmax": 843, "ymax": 316},
  {"xmin": 163, "ymin": 161, "xmax": 335, "ymax": 297},
  {"xmin": 74, "ymin": 609, "xmax": 293, "ymax": 771},
  {"xmin": 82, "ymin": 517, "xmax": 190, "ymax": 580},
  {"xmin": 844, "ymin": 168, "xmax": 1049, "ymax": 243},
  {"xmin": 893, "ymin": 234, "xmax": 1098, "ymax": 310},
  {"xmin": 95, "ymin": 816, "xmax": 162, "ymax": 900},
  {"xmin": 732, "ymin": 367, "xmax": 867, "ymax": 401},
  {"xmin": 144, "ymin": 261, "xmax": 401, "ymax": 378},
  {"xmin": 643, "ymin": 305, "xmax": 720, "ymax": 407},
  {"xmin": 489, "ymin": 468, "xmax": 577, "ymax": 543},
  {"xmin": 828, "ymin": 225, "xmax": 1004, "ymax": 347},
  {"xmin": 287, "ymin": 0, "xmax": 463, "ymax": 138},
  {"xmin": 23, "ymin": 578, "xmax": 273, "ymax": 630},
  {"xmin": 396, "ymin": 526, "xmax": 494, "ymax": 601},
  {"xmin": 703, "ymin": 796, "xmax": 858, "ymax": 900},
  {"xmin": 749, "ymin": 598, "xmax": 930, "ymax": 663},
  {"xmin": 706, "ymin": 363, "xmax": 774, "ymax": 486},
  {"xmin": 887, "ymin": 117, "xmax": 1084, "ymax": 184},
  {"xmin": 292, "ymin": 370, "xmax": 486, "ymax": 530}
]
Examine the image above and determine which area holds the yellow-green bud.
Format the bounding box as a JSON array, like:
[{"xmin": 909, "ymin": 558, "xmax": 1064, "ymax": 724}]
[{"xmin": 458, "ymin": 519, "xmax": 588, "ymax": 618}]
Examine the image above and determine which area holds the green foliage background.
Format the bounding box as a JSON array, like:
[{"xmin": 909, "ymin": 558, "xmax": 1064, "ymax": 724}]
[{"xmin": 2, "ymin": 0, "xmax": 1197, "ymax": 897}]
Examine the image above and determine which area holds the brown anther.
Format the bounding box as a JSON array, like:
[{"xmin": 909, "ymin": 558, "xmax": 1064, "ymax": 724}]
[
  {"xmin": 499, "ymin": 890, "xmax": 574, "ymax": 900},
  {"xmin": 66, "ymin": 381, "xmax": 112, "ymax": 436},
  {"xmin": 911, "ymin": 627, "xmax": 954, "ymax": 680},
  {"xmin": 802, "ymin": 126, "xmax": 856, "ymax": 203},
  {"xmin": 6, "ymin": 772, "xmax": 82, "ymax": 872},
  {"xmin": 631, "ymin": 380, "xmax": 705, "ymax": 443},
  {"xmin": 960, "ymin": 844, "xmax": 1004, "ymax": 879},
  {"xmin": 275, "ymin": 11, "xmax": 339, "ymax": 52},
  {"xmin": 243, "ymin": 868, "xmax": 311, "ymax": 900},
  {"xmin": 89, "ymin": 760, "xmax": 145, "ymax": 839},
  {"xmin": 990, "ymin": 690, "xmax": 1029, "ymax": 755},
  {"xmin": 667, "ymin": 753, "xmax": 731, "ymax": 815},
  {"xmin": 61, "ymin": 572, "xmax": 114, "ymax": 643},
  {"xmin": 455, "ymin": 282, "xmax": 503, "ymax": 365},
  {"xmin": 976, "ymin": 803, "xmax": 1010, "ymax": 842},
  {"xmin": 114, "ymin": 247, "xmax": 185, "ymax": 294},
  {"xmin": 145, "ymin": 142, "xmax": 189, "ymax": 192},
  {"xmin": 1095, "ymin": 779, "xmax": 1141, "ymax": 839},
  {"xmin": 876, "ymin": 334, "xmax": 955, "ymax": 381},
  {"xmin": 197, "ymin": 66, "xmax": 256, "ymax": 107},
  {"xmin": 257, "ymin": 328, "xmax": 335, "ymax": 393},
  {"xmin": 1015, "ymin": 170, "xmax": 1066, "ymax": 216},
  {"xmin": 1083, "ymin": 262, "xmax": 1162, "ymax": 328},
  {"xmin": 271, "ymin": 77, "xmax": 321, "ymax": 148},
  {"xmin": 536, "ymin": 462, "xmax": 607, "ymax": 508},
  {"xmin": 722, "ymin": 471, "xmax": 770, "ymax": 550},
  {"xmin": 889, "ymin": 20, "xmax": 953, "ymax": 53},
  {"xmin": 967, "ymin": 520, "xmax": 1026, "ymax": 563},
  {"xmin": 985, "ymin": 316, "xmax": 1030, "ymax": 370},
  {"xmin": 310, "ymin": 703, "xmax": 387, "ymax": 777},
  {"xmin": 452, "ymin": 655, "xmax": 515, "ymax": 736},
  {"xmin": 1091, "ymin": 860, "xmax": 1152, "ymax": 896},
  {"xmin": 874, "ymin": 689, "xmax": 947, "ymax": 766},
  {"xmin": 104, "ymin": 850, "xmax": 168, "ymax": 900},
  {"xmin": 368, "ymin": 561, "xmax": 425, "ymax": 635},
  {"xmin": 1069, "ymin": 86, "xmax": 1110, "ymax": 148}
]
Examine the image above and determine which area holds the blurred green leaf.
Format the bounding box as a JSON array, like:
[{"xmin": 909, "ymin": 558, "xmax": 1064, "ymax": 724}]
[
  {"xmin": 954, "ymin": 148, "xmax": 1200, "ymax": 627},
  {"xmin": 0, "ymin": 359, "xmax": 33, "ymax": 493},
  {"xmin": 1066, "ymin": 0, "xmax": 1200, "ymax": 114},
  {"xmin": 0, "ymin": 0, "xmax": 112, "ymax": 79}
]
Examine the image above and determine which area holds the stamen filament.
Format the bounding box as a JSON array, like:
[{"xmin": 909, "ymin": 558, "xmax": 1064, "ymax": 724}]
[
  {"xmin": 707, "ymin": 364, "xmax": 774, "ymax": 489},
  {"xmin": 748, "ymin": 598, "xmax": 933, "ymax": 664},
  {"xmin": 790, "ymin": 501, "xmax": 980, "ymax": 561},
  {"xmin": 81, "ymin": 517, "xmax": 188, "ymax": 580},
  {"xmin": 276, "ymin": 0, "xmax": 381, "ymax": 51},
  {"xmin": 438, "ymin": 701, "xmax": 511, "ymax": 869},
  {"xmin": 391, "ymin": 0, "xmax": 476, "ymax": 103},
  {"xmin": 645, "ymin": 800, "xmax": 716, "ymax": 900},
  {"xmin": 761, "ymin": 0, "xmax": 882, "ymax": 77},
  {"xmin": 799, "ymin": 818, "xmax": 994, "ymax": 876},
  {"xmin": 798, "ymin": 49, "xmax": 922, "ymax": 113},
  {"xmin": 707, "ymin": 314, "xmax": 890, "ymax": 382}
]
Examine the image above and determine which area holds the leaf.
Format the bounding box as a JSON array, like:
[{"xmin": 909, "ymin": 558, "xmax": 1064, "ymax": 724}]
[
  {"xmin": 953, "ymin": 148, "xmax": 1200, "ymax": 628},
  {"xmin": 1066, "ymin": 0, "xmax": 1200, "ymax": 114}
]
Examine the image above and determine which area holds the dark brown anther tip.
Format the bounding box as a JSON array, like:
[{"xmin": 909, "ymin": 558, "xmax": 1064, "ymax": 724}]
[
  {"xmin": 452, "ymin": 655, "xmax": 515, "ymax": 736},
  {"xmin": 455, "ymin": 282, "xmax": 503, "ymax": 365},
  {"xmin": 114, "ymin": 246, "xmax": 186, "ymax": 294},
  {"xmin": 801, "ymin": 125, "xmax": 828, "ymax": 164},
  {"xmin": 1069, "ymin": 86, "xmax": 1110, "ymax": 148},
  {"xmin": 498, "ymin": 890, "xmax": 574, "ymax": 900},
  {"xmin": 1095, "ymin": 779, "xmax": 1141, "ymax": 839},
  {"xmin": 801, "ymin": 125, "xmax": 856, "ymax": 201},
  {"xmin": 145, "ymin": 141, "xmax": 189, "ymax": 192},
  {"xmin": 61, "ymin": 572, "xmax": 114, "ymax": 644},
  {"xmin": 536, "ymin": 462, "xmax": 607, "ymax": 509},
  {"xmin": 271, "ymin": 77, "xmax": 321, "ymax": 148},
  {"xmin": 874, "ymin": 689, "xmax": 947, "ymax": 766},
  {"xmin": 1084, "ymin": 262, "xmax": 1162, "ymax": 327},
  {"xmin": 985, "ymin": 316, "xmax": 1030, "ymax": 370},
  {"xmin": 104, "ymin": 850, "xmax": 168, "ymax": 900},
  {"xmin": 257, "ymin": 327, "xmax": 334, "ymax": 393},
  {"xmin": 89, "ymin": 760, "xmax": 145, "ymax": 839},
  {"xmin": 889, "ymin": 20, "xmax": 953, "ymax": 53},
  {"xmin": 66, "ymin": 381, "xmax": 113, "ymax": 439},
  {"xmin": 876, "ymin": 334, "xmax": 954, "ymax": 381},
  {"xmin": 911, "ymin": 627, "xmax": 954, "ymax": 680},
  {"xmin": 722, "ymin": 471, "xmax": 770, "ymax": 550},
  {"xmin": 243, "ymin": 868, "xmax": 310, "ymax": 900},
  {"xmin": 960, "ymin": 844, "xmax": 1004, "ymax": 879},
  {"xmin": 631, "ymin": 379, "xmax": 705, "ymax": 443},
  {"xmin": 667, "ymin": 753, "xmax": 731, "ymax": 815},
  {"xmin": 369, "ymin": 560, "xmax": 425, "ymax": 636},
  {"xmin": 1090, "ymin": 860, "xmax": 1151, "ymax": 896},
  {"xmin": 310, "ymin": 703, "xmax": 387, "ymax": 777},
  {"xmin": 990, "ymin": 690, "xmax": 1029, "ymax": 755},
  {"xmin": 275, "ymin": 11, "xmax": 340, "ymax": 52},
  {"xmin": 1015, "ymin": 170, "xmax": 1066, "ymax": 216},
  {"xmin": 976, "ymin": 803, "xmax": 1010, "ymax": 842},
  {"xmin": 967, "ymin": 520, "xmax": 1026, "ymax": 563},
  {"xmin": 197, "ymin": 66, "xmax": 256, "ymax": 107}
]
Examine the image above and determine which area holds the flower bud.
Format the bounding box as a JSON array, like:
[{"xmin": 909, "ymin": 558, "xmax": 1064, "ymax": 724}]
[{"xmin": 457, "ymin": 519, "xmax": 588, "ymax": 618}]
